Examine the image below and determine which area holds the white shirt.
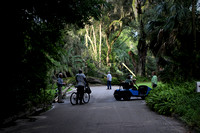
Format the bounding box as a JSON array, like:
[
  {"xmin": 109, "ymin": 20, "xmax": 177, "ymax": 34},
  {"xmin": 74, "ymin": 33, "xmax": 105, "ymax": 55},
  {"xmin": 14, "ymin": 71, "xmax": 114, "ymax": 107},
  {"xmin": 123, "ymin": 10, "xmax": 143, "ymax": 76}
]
[{"xmin": 107, "ymin": 74, "xmax": 112, "ymax": 81}]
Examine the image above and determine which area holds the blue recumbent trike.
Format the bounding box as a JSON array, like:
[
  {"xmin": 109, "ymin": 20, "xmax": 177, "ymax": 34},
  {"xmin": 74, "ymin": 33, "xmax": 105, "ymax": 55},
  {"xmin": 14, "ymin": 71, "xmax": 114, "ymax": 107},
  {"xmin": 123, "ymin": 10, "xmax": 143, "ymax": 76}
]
[{"xmin": 113, "ymin": 82, "xmax": 152, "ymax": 101}]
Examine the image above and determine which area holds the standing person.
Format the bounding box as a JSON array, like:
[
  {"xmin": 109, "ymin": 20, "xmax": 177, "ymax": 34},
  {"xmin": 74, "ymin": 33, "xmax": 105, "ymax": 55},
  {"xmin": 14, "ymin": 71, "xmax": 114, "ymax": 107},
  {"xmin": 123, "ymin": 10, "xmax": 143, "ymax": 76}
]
[
  {"xmin": 107, "ymin": 71, "xmax": 112, "ymax": 90},
  {"xmin": 76, "ymin": 69, "xmax": 88, "ymax": 105},
  {"xmin": 57, "ymin": 73, "xmax": 65, "ymax": 103},
  {"xmin": 151, "ymin": 71, "xmax": 158, "ymax": 88}
]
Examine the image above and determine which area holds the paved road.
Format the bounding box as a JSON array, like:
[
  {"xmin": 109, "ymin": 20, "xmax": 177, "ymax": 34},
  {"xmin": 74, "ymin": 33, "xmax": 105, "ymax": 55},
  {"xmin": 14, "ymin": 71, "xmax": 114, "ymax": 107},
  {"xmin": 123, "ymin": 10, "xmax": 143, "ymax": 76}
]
[{"xmin": 1, "ymin": 86, "xmax": 189, "ymax": 133}]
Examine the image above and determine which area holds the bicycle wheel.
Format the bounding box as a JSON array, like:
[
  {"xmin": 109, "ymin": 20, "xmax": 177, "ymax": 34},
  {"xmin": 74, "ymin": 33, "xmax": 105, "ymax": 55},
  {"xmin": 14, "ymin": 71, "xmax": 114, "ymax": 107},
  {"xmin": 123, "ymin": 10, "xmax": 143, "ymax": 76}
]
[
  {"xmin": 70, "ymin": 92, "xmax": 77, "ymax": 105},
  {"xmin": 83, "ymin": 93, "xmax": 90, "ymax": 103}
]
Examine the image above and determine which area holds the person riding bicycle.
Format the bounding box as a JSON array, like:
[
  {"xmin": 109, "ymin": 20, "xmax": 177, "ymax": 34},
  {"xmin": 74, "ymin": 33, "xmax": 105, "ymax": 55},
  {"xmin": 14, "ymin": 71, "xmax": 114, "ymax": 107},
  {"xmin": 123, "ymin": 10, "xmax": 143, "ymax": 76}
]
[{"xmin": 75, "ymin": 69, "xmax": 88, "ymax": 105}]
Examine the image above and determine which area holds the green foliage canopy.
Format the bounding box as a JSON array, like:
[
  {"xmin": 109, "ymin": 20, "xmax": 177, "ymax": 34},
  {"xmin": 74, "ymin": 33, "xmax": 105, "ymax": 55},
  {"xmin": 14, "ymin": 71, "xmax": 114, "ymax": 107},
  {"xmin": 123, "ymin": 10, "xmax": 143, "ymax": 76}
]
[
  {"xmin": 144, "ymin": 0, "xmax": 200, "ymax": 81},
  {"xmin": 3, "ymin": 0, "xmax": 107, "ymax": 124}
]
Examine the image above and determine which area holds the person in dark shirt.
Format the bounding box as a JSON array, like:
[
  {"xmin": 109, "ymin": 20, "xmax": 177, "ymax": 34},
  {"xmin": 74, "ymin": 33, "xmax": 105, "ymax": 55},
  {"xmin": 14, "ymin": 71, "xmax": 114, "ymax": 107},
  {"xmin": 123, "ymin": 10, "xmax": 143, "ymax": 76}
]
[{"xmin": 124, "ymin": 75, "xmax": 133, "ymax": 89}]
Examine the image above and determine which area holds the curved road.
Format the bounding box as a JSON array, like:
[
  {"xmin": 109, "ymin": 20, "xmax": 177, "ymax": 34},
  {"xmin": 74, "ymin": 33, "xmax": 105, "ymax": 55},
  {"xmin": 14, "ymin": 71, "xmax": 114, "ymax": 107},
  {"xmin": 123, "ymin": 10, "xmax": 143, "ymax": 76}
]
[{"xmin": 1, "ymin": 86, "xmax": 189, "ymax": 133}]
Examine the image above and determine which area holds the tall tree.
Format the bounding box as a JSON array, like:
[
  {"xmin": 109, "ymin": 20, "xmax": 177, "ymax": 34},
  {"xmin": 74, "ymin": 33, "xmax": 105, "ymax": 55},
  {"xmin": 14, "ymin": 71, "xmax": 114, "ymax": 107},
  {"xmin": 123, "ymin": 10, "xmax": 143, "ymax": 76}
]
[
  {"xmin": 132, "ymin": 0, "xmax": 152, "ymax": 76},
  {"xmin": 105, "ymin": 19, "xmax": 123, "ymax": 66},
  {"xmin": 144, "ymin": 0, "xmax": 200, "ymax": 81},
  {"xmin": 104, "ymin": 0, "xmax": 134, "ymax": 66}
]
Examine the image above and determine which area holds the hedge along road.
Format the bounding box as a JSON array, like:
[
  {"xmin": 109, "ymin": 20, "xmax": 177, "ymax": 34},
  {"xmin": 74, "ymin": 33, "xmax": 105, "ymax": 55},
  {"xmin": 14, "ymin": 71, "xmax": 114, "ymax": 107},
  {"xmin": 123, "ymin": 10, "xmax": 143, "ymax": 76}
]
[{"xmin": 1, "ymin": 86, "xmax": 190, "ymax": 133}]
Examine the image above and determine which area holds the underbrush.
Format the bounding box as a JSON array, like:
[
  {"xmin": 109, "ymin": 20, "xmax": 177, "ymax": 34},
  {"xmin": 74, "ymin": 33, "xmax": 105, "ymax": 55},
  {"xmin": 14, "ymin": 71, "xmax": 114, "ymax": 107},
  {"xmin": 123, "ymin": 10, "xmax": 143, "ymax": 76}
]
[
  {"xmin": 146, "ymin": 81, "xmax": 200, "ymax": 129},
  {"xmin": 136, "ymin": 76, "xmax": 151, "ymax": 83}
]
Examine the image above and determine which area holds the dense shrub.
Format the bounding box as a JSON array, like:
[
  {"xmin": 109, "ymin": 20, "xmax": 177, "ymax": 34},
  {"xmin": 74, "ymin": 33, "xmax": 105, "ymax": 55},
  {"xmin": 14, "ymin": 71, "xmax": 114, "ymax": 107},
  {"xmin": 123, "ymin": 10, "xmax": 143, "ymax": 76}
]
[
  {"xmin": 175, "ymin": 93, "xmax": 200, "ymax": 128},
  {"xmin": 146, "ymin": 81, "xmax": 200, "ymax": 128},
  {"xmin": 111, "ymin": 77, "xmax": 121, "ymax": 85},
  {"xmin": 65, "ymin": 77, "xmax": 76, "ymax": 85},
  {"xmin": 136, "ymin": 76, "xmax": 151, "ymax": 83}
]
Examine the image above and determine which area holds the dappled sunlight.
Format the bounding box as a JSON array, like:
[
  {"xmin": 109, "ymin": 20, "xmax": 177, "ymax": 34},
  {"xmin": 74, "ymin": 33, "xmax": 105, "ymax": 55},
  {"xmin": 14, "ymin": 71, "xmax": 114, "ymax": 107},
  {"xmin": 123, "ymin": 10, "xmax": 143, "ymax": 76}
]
[{"xmin": 5, "ymin": 0, "xmax": 200, "ymax": 132}]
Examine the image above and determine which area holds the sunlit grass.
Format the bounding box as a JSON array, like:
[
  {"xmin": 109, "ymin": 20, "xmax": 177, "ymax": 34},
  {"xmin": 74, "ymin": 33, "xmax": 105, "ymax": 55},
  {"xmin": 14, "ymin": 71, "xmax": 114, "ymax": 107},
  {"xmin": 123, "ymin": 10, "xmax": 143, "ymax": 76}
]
[{"xmin": 137, "ymin": 82, "xmax": 163, "ymax": 88}]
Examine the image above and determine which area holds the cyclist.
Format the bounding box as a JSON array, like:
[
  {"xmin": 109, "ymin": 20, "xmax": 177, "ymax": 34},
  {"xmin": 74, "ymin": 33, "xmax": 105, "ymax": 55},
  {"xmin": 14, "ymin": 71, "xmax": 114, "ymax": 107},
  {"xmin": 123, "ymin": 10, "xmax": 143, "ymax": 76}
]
[{"xmin": 75, "ymin": 69, "xmax": 88, "ymax": 105}]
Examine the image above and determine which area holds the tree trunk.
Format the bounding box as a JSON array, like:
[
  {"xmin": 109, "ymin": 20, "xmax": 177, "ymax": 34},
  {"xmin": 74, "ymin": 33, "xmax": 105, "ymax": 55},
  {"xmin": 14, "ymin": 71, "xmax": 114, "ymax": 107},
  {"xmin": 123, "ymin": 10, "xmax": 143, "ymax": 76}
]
[
  {"xmin": 99, "ymin": 23, "xmax": 102, "ymax": 68},
  {"xmin": 137, "ymin": 39, "xmax": 147, "ymax": 76},
  {"xmin": 106, "ymin": 36, "xmax": 111, "ymax": 66},
  {"xmin": 190, "ymin": 0, "xmax": 197, "ymax": 77},
  {"xmin": 192, "ymin": 0, "xmax": 197, "ymax": 50},
  {"xmin": 137, "ymin": 19, "xmax": 147, "ymax": 76},
  {"xmin": 128, "ymin": 51, "xmax": 137, "ymax": 74},
  {"xmin": 105, "ymin": 20, "xmax": 123, "ymax": 66},
  {"xmin": 132, "ymin": 0, "xmax": 148, "ymax": 77},
  {"xmin": 85, "ymin": 25, "xmax": 98, "ymax": 61}
]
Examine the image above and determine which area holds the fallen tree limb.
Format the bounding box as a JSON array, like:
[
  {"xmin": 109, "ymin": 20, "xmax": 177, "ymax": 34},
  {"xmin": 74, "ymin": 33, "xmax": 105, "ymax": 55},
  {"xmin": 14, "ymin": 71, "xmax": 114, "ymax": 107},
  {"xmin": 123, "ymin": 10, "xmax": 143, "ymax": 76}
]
[{"xmin": 54, "ymin": 84, "xmax": 73, "ymax": 102}]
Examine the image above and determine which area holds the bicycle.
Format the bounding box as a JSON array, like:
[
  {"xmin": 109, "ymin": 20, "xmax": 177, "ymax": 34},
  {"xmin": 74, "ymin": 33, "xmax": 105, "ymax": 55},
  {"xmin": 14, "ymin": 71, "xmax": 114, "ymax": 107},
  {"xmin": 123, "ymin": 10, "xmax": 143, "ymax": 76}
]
[{"xmin": 70, "ymin": 85, "xmax": 91, "ymax": 105}]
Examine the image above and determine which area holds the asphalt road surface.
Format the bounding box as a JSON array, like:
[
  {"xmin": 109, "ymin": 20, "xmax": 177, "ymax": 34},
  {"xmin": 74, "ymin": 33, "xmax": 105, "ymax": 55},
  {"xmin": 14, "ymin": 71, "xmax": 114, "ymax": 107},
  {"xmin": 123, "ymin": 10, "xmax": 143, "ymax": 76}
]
[{"xmin": 1, "ymin": 86, "xmax": 190, "ymax": 133}]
